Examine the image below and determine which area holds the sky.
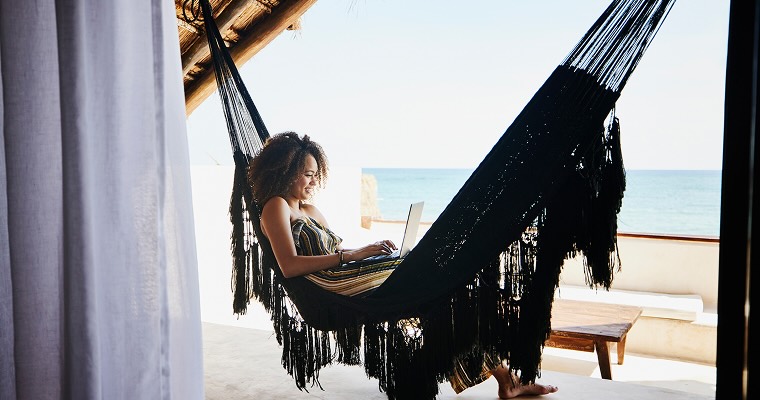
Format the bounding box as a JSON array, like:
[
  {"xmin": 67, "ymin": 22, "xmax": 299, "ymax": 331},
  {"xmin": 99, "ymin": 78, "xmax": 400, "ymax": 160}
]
[{"xmin": 186, "ymin": 0, "xmax": 730, "ymax": 170}]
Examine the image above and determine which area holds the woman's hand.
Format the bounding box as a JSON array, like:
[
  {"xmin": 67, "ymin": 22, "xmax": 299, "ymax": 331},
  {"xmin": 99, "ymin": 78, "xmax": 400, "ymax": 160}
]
[{"xmin": 344, "ymin": 240, "xmax": 397, "ymax": 263}]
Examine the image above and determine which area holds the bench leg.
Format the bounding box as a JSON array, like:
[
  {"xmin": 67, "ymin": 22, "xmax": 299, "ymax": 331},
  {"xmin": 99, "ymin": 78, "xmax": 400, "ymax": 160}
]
[
  {"xmin": 617, "ymin": 335, "xmax": 628, "ymax": 365},
  {"xmin": 594, "ymin": 340, "xmax": 613, "ymax": 380}
]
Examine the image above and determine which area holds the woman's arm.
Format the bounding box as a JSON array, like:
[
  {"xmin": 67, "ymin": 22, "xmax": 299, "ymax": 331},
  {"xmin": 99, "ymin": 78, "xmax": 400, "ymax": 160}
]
[
  {"xmin": 261, "ymin": 198, "xmax": 395, "ymax": 278},
  {"xmin": 300, "ymin": 203, "xmax": 397, "ymax": 254}
]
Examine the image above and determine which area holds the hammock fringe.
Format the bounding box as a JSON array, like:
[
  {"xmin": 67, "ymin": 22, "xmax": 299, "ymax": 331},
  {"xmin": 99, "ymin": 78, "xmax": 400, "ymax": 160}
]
[{"xmin": 230, "ymin": 152, "xmax": 253, "ymax": 315}]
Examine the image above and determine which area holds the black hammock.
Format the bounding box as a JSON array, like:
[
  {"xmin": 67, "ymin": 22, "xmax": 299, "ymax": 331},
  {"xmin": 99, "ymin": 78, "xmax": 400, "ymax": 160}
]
[{"xmin": 184, "ymin": 0, "xmax": 675, "ymax": 398}]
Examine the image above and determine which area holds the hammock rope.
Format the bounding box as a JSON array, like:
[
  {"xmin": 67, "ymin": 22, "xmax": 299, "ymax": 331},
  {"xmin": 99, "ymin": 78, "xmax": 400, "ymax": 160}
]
[{"xmin": 182, "ymin": 0, "xmax": 675, "ymax": 398}]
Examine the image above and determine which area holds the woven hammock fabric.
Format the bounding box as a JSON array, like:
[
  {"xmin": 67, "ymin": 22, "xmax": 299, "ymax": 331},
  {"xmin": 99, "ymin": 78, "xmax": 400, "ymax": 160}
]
[{"xmin": 184, "ymin": 0, "xmax": 675, "ymax": 398}]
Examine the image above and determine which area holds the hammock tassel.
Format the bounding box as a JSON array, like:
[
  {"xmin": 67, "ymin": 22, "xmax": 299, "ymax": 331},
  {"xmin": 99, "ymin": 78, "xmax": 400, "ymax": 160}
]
[
  {"xmin": 231, "ymin": 151, "xmax": 253, "ymax": 315},
  {"xmin": 587, "ymin": 113, "xmax": 625, "ymax": 287}
]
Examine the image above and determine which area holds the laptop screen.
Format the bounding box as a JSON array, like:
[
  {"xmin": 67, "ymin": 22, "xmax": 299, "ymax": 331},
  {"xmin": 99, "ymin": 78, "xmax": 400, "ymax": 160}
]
[{"xmin": 399, "ymin": 201, "xmax": 424, "ymax": 257}]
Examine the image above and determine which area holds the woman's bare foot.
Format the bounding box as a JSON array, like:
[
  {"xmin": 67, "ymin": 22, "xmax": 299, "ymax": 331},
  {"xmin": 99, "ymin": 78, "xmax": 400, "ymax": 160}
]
[{"xmin": 492, "ymin": 365, "xmax": 558, "ymax": 398}]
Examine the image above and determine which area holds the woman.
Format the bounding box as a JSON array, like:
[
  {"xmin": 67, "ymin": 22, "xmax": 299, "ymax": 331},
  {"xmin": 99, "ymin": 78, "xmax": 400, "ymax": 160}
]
[
  {"xmin": 248, "ymin": 131, "xmax": 401, "ymax": 297},
  {"xmin": 248, "ymin": 132, "xmax": 558, "ymax": 398}
]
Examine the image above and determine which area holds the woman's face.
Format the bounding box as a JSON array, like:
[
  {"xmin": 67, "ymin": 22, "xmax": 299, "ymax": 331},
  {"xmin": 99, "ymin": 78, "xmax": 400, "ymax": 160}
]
[{"xmin": 288, "ymin": 154, "xmax": 318, "ymax": 202}]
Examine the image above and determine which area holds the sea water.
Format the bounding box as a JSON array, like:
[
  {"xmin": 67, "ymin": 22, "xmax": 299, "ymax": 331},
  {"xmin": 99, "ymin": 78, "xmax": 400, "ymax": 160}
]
[{"xmin": 363, "ymin": 168, "xmax": 722, "ymax": 238}]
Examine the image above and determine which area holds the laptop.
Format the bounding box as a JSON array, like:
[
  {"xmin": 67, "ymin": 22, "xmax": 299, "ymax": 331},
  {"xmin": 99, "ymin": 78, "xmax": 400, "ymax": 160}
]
[{"xmin": 352, "ymin": 201, "xmax": 424, "ymax": 264}]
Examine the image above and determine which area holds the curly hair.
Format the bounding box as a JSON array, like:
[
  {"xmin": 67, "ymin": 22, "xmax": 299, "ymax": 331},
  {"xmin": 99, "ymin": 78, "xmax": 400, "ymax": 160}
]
[{"xmin": 247, "ymin": 132, "xmax": 329, "ymax": 206}]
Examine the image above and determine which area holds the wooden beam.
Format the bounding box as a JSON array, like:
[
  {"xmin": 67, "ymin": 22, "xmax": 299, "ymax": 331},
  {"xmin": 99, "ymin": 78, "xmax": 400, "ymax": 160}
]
[
  {"xmin": 181, "ymin": 0, "xmax": 255, "ymax": 76},
  {"xmin": 184, "ymin": 0, "xmax": 318, "ymax": 115}
]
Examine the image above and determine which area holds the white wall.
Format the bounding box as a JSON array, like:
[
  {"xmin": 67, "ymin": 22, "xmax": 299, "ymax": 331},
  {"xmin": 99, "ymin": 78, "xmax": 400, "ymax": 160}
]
[{"xmin": 559, "ymin": 236, "xmax": 720, "ymax": 312}]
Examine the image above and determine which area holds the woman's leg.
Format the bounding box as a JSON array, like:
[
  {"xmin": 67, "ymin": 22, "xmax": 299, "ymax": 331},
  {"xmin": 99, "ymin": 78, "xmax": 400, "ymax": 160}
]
[
  {"xmin": 449, "ymin": 355, "xmax": 557, "ymax": 398},
  {"xmin": 491, "ymin": 365, "xmax": 558, "ymax": 399}
]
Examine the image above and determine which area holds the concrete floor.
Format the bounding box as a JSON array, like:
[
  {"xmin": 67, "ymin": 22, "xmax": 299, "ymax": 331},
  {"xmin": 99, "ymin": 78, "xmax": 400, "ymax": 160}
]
[{"xmin": 202, "ymin": 322, "xmax": 715, "ymax": 400}]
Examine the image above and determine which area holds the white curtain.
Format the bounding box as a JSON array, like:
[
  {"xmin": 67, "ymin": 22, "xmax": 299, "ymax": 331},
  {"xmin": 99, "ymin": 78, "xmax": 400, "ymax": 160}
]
[{"xmin": 0, "ymin": 0, "xmax": 204, "ymax": 399}]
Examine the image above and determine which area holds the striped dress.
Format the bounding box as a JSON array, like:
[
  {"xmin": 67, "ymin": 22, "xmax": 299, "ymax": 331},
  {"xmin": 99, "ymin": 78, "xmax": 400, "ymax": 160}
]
[
  {"xmin": 292, "ymin": 216, "xmax": 403, "ymax": 297},
  {"xmin": 291, "ymin": 216, "xmax": 501, "ymax": 393}
]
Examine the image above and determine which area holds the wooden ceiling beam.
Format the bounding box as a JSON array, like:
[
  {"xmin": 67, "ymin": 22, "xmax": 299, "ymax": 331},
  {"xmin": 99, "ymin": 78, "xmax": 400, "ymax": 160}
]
[
  {"xmin": 184, "ymin": 0, "xmax": 318, "ymax": 115},
  {"xmin": 181, "ymin": 0, "xmax": 253, "ymax": 76}
]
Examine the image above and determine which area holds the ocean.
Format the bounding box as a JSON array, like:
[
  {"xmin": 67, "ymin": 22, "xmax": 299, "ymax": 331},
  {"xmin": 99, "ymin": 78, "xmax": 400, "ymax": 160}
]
[{"xmin": 362, "ymin": 168, "xmax": 722, "ymax": 238}]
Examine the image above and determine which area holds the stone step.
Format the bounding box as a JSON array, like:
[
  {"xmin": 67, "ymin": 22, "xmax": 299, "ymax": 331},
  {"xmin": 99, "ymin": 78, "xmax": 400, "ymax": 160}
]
[{"xmin": 555, "ymin": 284, "xmax": 704, "ymax": 321}]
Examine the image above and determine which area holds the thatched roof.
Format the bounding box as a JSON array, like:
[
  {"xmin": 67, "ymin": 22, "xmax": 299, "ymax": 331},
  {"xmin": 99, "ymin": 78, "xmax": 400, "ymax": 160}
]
[{"xmin": 175, "ymin": 0, "xmax": 317, "ymax": 115}]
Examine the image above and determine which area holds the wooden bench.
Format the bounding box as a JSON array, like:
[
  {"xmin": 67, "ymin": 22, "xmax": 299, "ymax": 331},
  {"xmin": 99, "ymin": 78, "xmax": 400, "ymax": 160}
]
[{"xmin": 546, "ymin": 299, "xmax": 642, "ymax": 380}]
